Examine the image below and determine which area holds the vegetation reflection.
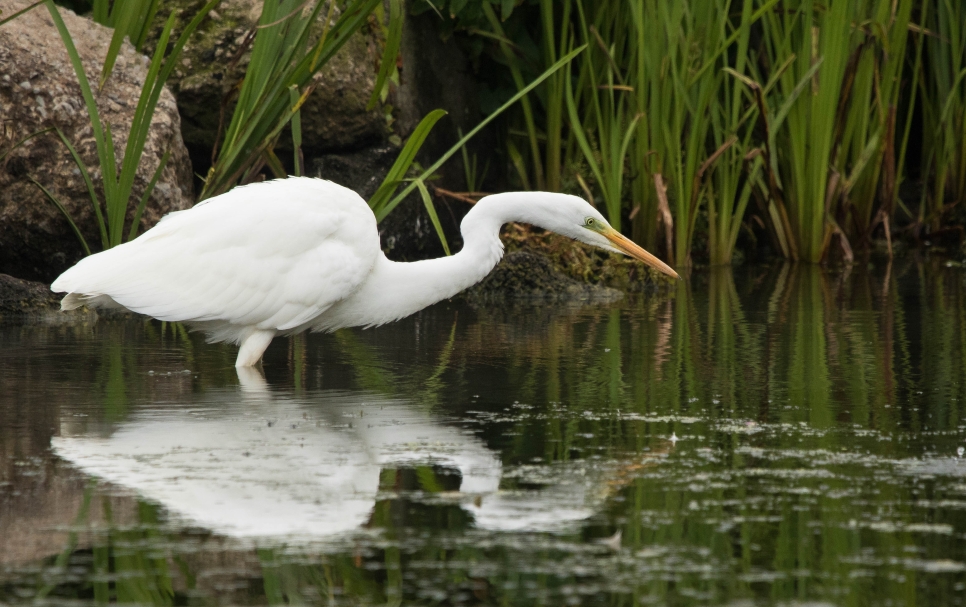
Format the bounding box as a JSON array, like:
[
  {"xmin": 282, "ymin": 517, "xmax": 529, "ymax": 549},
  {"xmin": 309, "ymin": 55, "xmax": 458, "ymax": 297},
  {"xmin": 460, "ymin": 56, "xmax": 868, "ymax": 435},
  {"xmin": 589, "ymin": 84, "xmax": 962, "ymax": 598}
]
[{"xmin": 4, "ymin": 261, "xmax": 966, "ymax": 605}]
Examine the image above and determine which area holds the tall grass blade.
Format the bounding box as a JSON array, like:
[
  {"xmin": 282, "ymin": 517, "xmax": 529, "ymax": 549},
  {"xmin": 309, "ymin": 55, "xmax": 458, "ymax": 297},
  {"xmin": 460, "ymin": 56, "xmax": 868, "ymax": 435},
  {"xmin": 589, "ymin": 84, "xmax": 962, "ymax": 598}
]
[
  {"xmin": 368, "ymin": 109, "xmax": 447, "ymax": 214},
  {"xmin": 367, "ymin": 0, "xmax": 402, "ymax": 110},
  {"xmin": 483, "ymin": 2, "xmax": 544, "ymax": 190},
  {"xmin": 288, "ymin": 86, "xmax": 303, "ymax": 177},
  {"xmin": 414, "ymin": 178, "xmax": 451, "ymax": 255},
  {"xmin": 45, "ymin": 0, "xmax": 216, "ymax": 252},
  {"xmin": 0, "ymin": 0, "xmax": 44, "ymax": 27},
  {"xmin": 46, "ymin": 0, "xmax": 114, "ymax": 193},
  {"xmin": 0, "ymin": 126, "xmax": 55, "ymax": 167},
  {"xmin": 53, "ymin": 127, "xmax": 108, "ymax": 249},
  {"xmin": 28, "ymin": 177, "xmax": 92, "ymax": 255},
  {"xmin": 127, "ymin": 148, "xmax": 171, "ymax": 241},
  {"xmin": 506, "ymin": 139, "xmax": 531, "ymax": 190},
  {"xmin": 202, "ymin": 0, "xmax": 386, "ymax": 199},
  {"xmin": 921, "ymin": 0, "xmax": 966, "ymax": 225}
]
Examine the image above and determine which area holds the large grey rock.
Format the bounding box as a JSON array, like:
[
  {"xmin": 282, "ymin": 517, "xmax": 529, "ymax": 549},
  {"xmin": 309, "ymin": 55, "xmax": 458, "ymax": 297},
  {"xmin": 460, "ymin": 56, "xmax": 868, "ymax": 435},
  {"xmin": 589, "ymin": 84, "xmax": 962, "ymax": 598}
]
[
  {"xmin": 0, "ymin": 1, "xmax": 194, "ymax": 282},
  {"xmin": 149, "ymin": 0, "xmax": 386, "ymax": 170}
]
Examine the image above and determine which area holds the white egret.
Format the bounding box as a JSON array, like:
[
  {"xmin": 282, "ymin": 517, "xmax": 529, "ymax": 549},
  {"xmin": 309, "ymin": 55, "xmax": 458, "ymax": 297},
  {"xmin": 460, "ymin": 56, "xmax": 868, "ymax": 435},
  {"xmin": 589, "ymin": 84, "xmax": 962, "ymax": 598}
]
[{"xmin": 51, "ymin": 177, "xmax": 678, "ymax": 366}]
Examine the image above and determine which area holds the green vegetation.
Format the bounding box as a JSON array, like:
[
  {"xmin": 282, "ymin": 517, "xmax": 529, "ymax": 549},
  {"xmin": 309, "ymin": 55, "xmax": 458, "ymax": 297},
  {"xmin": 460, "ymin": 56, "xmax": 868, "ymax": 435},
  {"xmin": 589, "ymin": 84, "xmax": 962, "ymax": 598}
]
[
  {"xmin": 920, "ymin": 0, "xmax": 966, "ymax": 230},
  {"xmin": 12, "ymin": 0, "xmax": 583, "ymax": 260},
  {"xmin": 38, "ymin": 0, "xmax": 217, "ymax": 252},
  {"xmin": 11, "ymin": 0, "xmax": 964, "ymax": 266},
  {"xmin": 368, "ymin": 46, "xmax": 585, "ymax": 253},
  {"xmin": 430, "ymin": 0, "xmax": 965, "ymax": 265},
  {"xmin": 199, "ymin": 0, "xmax": 402, "ymax": 199},
  {"xmin": 2, "ymin": 0, "xmax": 404, "ymax": 253}
]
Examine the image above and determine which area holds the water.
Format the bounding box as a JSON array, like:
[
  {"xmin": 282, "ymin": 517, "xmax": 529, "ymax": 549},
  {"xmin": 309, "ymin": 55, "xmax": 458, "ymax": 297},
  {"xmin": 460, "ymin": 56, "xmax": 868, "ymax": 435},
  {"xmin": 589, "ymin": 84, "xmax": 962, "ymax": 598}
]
[{"xmin": 2, "ymin": 260, "xmax": 966, "ymax": 606}]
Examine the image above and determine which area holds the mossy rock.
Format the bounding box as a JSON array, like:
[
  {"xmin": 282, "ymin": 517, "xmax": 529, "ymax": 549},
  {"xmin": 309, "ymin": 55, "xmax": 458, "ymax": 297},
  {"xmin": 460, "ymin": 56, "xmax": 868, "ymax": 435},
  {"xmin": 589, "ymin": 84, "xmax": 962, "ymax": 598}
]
[
  {"xmin": 142, "ymin": 0, "xmax": 385, "ymax": 164},
  {"xmin": 498, "ymin": 224, "xmax": 677, "ymax": 294},
  {"xmin": 0, "ymin": 274, "xmax": 60, "ymax": 315},
  {"xmin": 465, "ymin": 251, "xmax": 623, "ymax": 304}
]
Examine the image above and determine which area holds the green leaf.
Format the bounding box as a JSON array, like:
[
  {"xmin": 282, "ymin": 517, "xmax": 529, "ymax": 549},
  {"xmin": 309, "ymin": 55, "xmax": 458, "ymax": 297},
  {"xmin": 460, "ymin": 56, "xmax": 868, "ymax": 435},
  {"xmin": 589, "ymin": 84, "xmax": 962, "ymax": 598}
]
[
  {"xmin": 940, "ymin": 67, "xmax": 966, "ymax": 123},
  {"xmin": 203, "ymin": 0, "xmax": 384, "ymax": 199},
  {"xmin": 0, "ymin": 0, "xmax": 45, "ymax": 27},
  {"xmin": 127, "ymin": 148, "xmax": 172, "ymax": 242},
  {"xmin": 288, "ymin": 85, "xmax": 303, "ymax": 176},
  {"xmin": 770, "ymin": 57, "xmax": 824, "ymax": 139},
  {"xmin": 132, "ymin": 0, "xmax": 162, "ymax": 51},
  {"xmin": 92, "ymin": 0, "xmax": 109, "ymax": 25},
  {"xmin": 369, "ymin": 109, "xmax": 448, "ymax": 213},
  {"xmin": 450, "ymin": 0, "xmax": 468, "ymax": 18},
  {"xmin": 565, "ymin": 65, "xmax": 605, "ymax": 200},
  {"xmin": 53, "ymin": 127, "xmax": 108, "ymax": 250},
  {"xmin": 500, "ymin": 0, "xmax": 514, "ymax": 21},
  {"xmin": 414, "ymin": 178, "xmax": 451, "ymax": 255},
  {"xmin": 506, "ymin": 139, "xmax": 531, "ymax": 190},
  {"xmin": 116, "ymin": 0, "xmax": 218, "ymax": 244},
  {"xmin": 99, "ymin": 0, "xmax": 139, "ymax": 89},
  {"xmin": 263, "ymin": 147, "xmax": 288, "ymax": 179},
  {"xmin": 45, "ymin": 1, "xmax": 112, "ymax": 186},
  {"xmin": 367, "ymin": 0, "xmax": 402, "ymax": 110},
  {"xmin": 690, "ymin": 0, "xmax": 780, "ymax": 85},
  {"xmin": 0, "ymin": 126, "xmax": 54, "ymax": 166},
  {"xmin": 29, "ymin": 177, "xmax": 91, "ymax": 256}
]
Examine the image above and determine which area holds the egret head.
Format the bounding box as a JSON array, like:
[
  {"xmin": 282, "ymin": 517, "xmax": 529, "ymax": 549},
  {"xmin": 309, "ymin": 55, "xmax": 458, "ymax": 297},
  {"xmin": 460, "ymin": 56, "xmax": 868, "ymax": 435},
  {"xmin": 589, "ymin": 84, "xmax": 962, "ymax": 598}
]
[
  {"xmin": 469, "ymin": 191, "xmax": 679, "ymax": 280},
  {"xmin": 534, "ymin": 194, "xmax": 679, "ymax": 280}
]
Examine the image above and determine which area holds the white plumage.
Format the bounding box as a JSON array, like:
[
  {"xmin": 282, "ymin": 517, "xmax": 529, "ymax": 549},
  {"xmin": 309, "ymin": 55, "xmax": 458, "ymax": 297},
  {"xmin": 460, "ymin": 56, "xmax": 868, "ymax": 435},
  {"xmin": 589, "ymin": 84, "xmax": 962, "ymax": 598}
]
[{"xmin": 52, "ymin": 177, "xmax": 677, "ymax": 366}]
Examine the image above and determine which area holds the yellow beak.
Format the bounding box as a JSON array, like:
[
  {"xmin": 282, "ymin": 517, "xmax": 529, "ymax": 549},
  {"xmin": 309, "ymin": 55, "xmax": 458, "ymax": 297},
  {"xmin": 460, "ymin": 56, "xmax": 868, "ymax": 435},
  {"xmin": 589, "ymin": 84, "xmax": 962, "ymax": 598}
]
[{"xmin": 603, "ymin": 228, "xmax": 679, "ymax": 279}]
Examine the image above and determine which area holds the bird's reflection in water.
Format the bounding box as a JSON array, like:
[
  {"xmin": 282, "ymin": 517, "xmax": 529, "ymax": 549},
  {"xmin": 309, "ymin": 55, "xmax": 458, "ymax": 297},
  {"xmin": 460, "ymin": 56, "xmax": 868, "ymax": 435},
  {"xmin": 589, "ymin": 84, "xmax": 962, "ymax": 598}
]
[{"xmin": 52, "ymin": 367, "xmax": 616, "ymax": 543}]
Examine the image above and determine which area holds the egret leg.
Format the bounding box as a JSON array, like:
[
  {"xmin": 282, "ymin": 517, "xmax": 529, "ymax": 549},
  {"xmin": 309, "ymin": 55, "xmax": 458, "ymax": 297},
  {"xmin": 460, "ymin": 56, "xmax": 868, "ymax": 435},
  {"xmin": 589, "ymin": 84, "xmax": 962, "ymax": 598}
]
[
  {"xmin": 236, "ymin": 365, "xmax": 269, "ymax": 393},
  {"xmin": 236, "ymin": 329, "xmax": 276, "ymax": 367}
]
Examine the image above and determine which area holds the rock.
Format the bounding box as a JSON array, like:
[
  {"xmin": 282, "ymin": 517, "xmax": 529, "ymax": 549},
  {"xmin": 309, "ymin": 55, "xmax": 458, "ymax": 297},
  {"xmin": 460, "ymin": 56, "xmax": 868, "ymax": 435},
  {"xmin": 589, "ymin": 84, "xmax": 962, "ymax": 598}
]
[
  {"xmin": 313, "ymin": 144, "xmax": 399, "ymax": 202},
  {"xmin": 312, "ymin": 145, "xmax": 464, "ymax": 261},
  {"xmin": 148, "ymin": 0, "xmax": 386, "ymax": 173},
  {"xmin": 393, "ymin": 9, "xmax": 500, "ymax": 195},
  {"xmin": 464, "ymin": 251, "xmax": 623, "ymax": 304},
  {"xmin": 0, "ymin": 1, "xmax": 194, "ymax": 283},
  {"xmin": 0, "ymin": 273, "xmax": 59, "ymax": 315}
]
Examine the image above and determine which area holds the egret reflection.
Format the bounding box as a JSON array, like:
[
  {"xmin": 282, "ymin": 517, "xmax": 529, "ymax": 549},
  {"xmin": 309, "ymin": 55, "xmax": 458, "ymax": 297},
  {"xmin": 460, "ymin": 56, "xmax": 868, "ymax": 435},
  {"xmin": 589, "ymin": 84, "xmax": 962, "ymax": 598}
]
[{"xmin": 52, "ymin": 369, "xmax": 610, "ymax": 542}]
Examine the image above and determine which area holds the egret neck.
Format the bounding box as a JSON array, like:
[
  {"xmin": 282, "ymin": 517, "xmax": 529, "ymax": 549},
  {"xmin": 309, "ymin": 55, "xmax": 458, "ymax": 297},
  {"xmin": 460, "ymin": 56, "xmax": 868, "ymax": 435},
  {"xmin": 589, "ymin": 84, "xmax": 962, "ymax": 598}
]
[{"xmin": 323, "ymin": 192, "xmax": 584, "ymax": 330}]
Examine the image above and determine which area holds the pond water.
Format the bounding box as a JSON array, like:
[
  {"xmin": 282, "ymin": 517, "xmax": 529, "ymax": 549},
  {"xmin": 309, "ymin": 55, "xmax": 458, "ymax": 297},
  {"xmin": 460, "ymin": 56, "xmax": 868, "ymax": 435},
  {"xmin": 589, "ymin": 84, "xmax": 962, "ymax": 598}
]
[{"xmin": 2, "ymin": 260, "xmax": 966, "ymax": 606}]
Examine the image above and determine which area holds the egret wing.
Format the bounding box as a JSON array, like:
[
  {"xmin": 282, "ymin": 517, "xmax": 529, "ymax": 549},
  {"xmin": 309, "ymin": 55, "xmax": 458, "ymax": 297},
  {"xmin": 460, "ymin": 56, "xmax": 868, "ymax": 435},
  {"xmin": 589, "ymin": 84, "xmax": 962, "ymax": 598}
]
[{"xmin": 52, "ymin": 179, "xmax": 380, "ymax": 333}]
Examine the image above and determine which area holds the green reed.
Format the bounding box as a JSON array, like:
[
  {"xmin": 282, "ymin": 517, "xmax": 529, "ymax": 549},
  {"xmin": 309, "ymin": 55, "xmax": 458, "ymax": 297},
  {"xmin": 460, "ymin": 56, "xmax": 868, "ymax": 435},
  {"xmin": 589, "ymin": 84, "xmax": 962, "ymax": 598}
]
[
  {"xmin": 754, "ymin": 0, "xmax": 855, "ymax": 262},
  {"xmin": 565, "ymin": 0, "xmax": 641, "ymax": 232},
  {"xmin": 90, "ymin": 0, "xmax": 161, "ymax": 88},
  {"xmin": 441, "ymin": 0, "xmax": 966, "ymax": 264},
  {"xmin": 920, "ymin": 0, "xmax": 966, "ymax": 229},
  {"xmin": 707, "ymin": 0, "xmax": 762, "ymax": 265},
  {"xmin": 481, "ymin": 0, "xmax": 770, "ymax": 264},
  {"xmin": 834, "ymin": 0, "xmax": 914, "ymax": 248}
]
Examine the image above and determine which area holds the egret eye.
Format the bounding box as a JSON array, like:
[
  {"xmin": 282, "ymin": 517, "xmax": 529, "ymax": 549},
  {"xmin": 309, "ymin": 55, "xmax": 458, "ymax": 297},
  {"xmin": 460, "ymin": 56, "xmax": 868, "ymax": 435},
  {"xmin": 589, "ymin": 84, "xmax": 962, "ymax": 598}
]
[{"xmin": 585, "ymin": 217, "xmax": 596, "ymax": 227}]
